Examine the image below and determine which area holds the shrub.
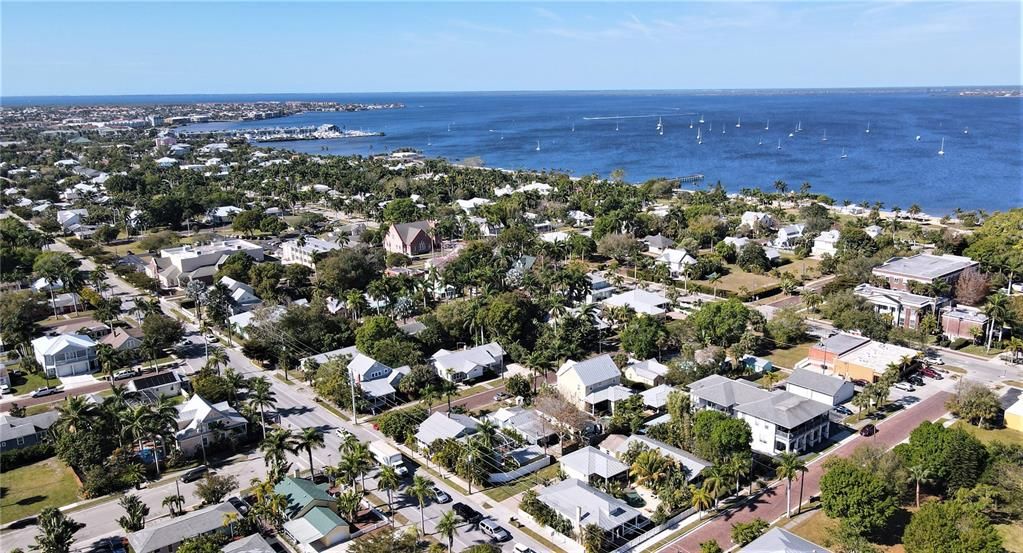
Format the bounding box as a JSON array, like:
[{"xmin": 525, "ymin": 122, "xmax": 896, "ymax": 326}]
[
  {"xmin": 0, "ymin": 443, "xmax": 56, "ymax": 472},
  {"xmin": 520, "ymin": 489, "xmax": 574, "ymax": 537}
]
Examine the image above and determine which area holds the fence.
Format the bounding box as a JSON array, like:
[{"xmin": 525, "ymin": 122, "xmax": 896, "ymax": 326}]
[
  {"xmin": 487, "ymin": 454, "xmax": 552, "ymax": 484},
  {"xmin": 612, "ymin": 506, "xmax": 697, "ymax": 553}
]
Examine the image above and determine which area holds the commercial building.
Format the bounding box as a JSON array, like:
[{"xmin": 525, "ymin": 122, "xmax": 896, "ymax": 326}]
[
  {"xmin": 281, "ymin": 236, "xmax": 343, "ymax": 268},
  {"xmin": 785, "ymin": 369, "xmax": 855, "ymax": 406},
  {"xmin": 872, "ymin": 253, "xmax": 978, "ymax": 292},
  {"xmin": 940, "ymin": 305, "xmax": 992, "ymax": 341},
  {"xmin": 832, "ymin": 340, "xmax": 919, "ymax": 383}
]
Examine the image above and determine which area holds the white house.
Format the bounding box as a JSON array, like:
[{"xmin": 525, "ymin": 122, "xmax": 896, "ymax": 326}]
[
  {"xmin": 455, "ymin": 197, "xmax": 492, "ymax": 213},
  {"xmin": 219, "ymin": 276, "xmax": 262, "ymax": 314},
  {"xmin": 32, "ymin": 334, "xmax": 97, "ymax": 378},
  {"xmin": 656, "ymin": 248, "xmax": 697, "ymax": 279},
  {"xmin": 281, "ymin": 236, "xmax": 343, "ymax": 269},
  {"xmin": 811, "ymin": 230, "xmax": 841, "ymax": 257},
  {"xmin": 603, "ymin": 289, "xmax": 671, "ymax": 317},
  {"xmin": 773, "ymin": 224, "xmax": 806, "ymax": 249},
  {"xmin": 432, "ymin": 342, "xmax": 505, "ymax": 383},
  {"xmin": 148, "ymin": 239, "xmax": 264, "ymax": 288},
  {"xmin": 785, "ymin": 368, "xmax": 854, "ymax": 406},
  {"xmin": 643, "ymin": 234, "xmax": 675, "ymax": 254},
  {"xmin": 415, "ymin": 411, "xmax": 478, "ymax": 449},
  {"xmin": 56, "ymin": 208, "xmax": 88, "ymax": 231},
  {"xmin": 556, "ymin": 354, "xmax": 623, "ymax": 410},
  {"xmin": 174, "ymin": 395, "xmax": 247, "ymax": 457},
  {"xmin": 723, "ymin": 236, "xmax": 750, "ymax": 252},
  {"xmin": 155, "ymin": 156, "xmax": 179, "ymax": 168},
  {"xmin": 561, "ymin": 446, "xmax": 629, "ymax": 484},
  {"xmin": 568, "ymin": 210, "xmax": 594, "ymax": 227},
  {"xmin": 623, "ymin": 358, "xmax": 670, "ymax": 386},
  {"xmin": 586, "ymin": 272, "xmax": 616, "ymax": 303}
]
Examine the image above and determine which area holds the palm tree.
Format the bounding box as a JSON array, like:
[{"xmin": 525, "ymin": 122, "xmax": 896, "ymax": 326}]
[
  {"xmin": 222, "ymin": 368, "xmax": 246, "ymax": 405},
  {"xmin": 292, "ymin": 427, "xmax": 325, "ymax": 478},
  {"xmin": 581, "ymin": 523, "xmax": 604, "ymax": 553},
  {"xmin": 205, "ymin": 347, "xmax": 229, "ymax": 374},
  {"xmin": 408, "ymin": 475, "xmax": 434, "ymax": 533},
  {"xmin": 708, "ymin": 272, "xmax": 722, "ymax": 297},
  {"xmin": 774, "ymin": 451, "xmax": 806, "ymax": 518},
  {"xmin": 116, "ymin": 494, "xmax": 150, "ymax": 532},
  {"xmin": 162, "ymin": 494, "xmax": 185, "ymax": 517},
  {"xmin": 727, "ymin": 453, "xmax": 750, "ymax": 494},
  {"xmin": 630, "ymin": 450, "xmax": 668, "ymax": 489},
  {"xmin": 247, "ymin": 378, "xmax": 276, "ymax": 439},
  {"xmin": 121, "ymin": 404, "xmax": 153, "ymax": 456},
  {"xmin": 336, "ymin": 487, "xmax": 362, "ymax": 524},
  {"xmin": 90, "ymin": 268, "xmax": 110, "ymax": 298},
  {"xmin": 436, "ymin": 509, "xmax": 459, "ymax": 552},
  {"xmin": 260, "ymin": 428, "xmax": 295, "ymax": 479},
  {"xmin": 345, "ymin": 442, "xmax": 374, "ymax": 491},
  {"xmin": 983, "ymin": 293, "xmax": 1011, "ymax": 351},
  {"xmin": 907, "ymin": 465, "xmax": 933, "ymax": 508},
  {"xmin": 690, "ymin": 485, "xmax": 714, "ymax": 520},
  {"xmin": 701, "ymin": 466, "xmax": 727, "ymax": 509},
  {"xmin": 377, "ymin": 464, "xmax": 400, "ymax": 525},
  {"xmin": 56, "ymin": 395, "xmax": 98, "ymax": 434}
]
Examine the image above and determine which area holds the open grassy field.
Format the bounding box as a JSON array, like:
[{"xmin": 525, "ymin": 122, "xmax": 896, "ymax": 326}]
[
  {"xmin": 952, "ymin": 420, "xmax": 1023, "ymax": 447},
  {"xmin": 0, "ymin": 458, "xmax": 80, "ymax": 524},
  {"xmin": 996, "ymin": 522, "xmax": 1023, "ymax": 553},
  {"xmin": 763, "ymin": 341, "xmax": 814, "ymax": 370},
  {"xmin": 693, "ymin": 264, "xmax": 779, "ymax": 295},
  {"xmin": 790, "ymin": 510, "xmax": 906, "ymax": 553}
]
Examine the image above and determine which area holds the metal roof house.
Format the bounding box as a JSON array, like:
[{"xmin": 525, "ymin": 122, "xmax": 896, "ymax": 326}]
[
  {"xmin": 561, "ymin": 446, "xmax": 629, "ymax": 485},
  {"xmin": 128, "ymin": 502, "xmax": 240, "ymax": 553},
  {"xmin": 739, "ymin": 527, "xmax": 831, "ymax": 552},
  {"xmin": 535, "ymin": 478, "xmax": 649, "ymax": 543}
]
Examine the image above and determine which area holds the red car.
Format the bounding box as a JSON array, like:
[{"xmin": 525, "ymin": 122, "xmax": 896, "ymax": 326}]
[
  {"xmin": 860, "ymin": 424, "xmax": 878, "ymax": 437},
  {"xmin": 851, "ymin": 379, "xmax": 869, "ymax": 387}
]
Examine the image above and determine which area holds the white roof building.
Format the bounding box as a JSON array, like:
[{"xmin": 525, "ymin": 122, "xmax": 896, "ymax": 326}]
[{"xmin": 602, "ymin": 289, "xmax": 671, "ymax": 317}]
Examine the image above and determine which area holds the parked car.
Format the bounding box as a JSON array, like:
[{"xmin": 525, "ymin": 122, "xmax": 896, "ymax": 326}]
[
  {"xmin": 919, "ymin": 366, "xmax": 938, "ymax": 377},
  {"xmin": 453, "ymin": 502, "xmax": 482, "ymax": 524},
  {"xmin": 623, "ymin": 488, "xmax": 646, "ymax": 507},
  {"xmin": 851, "ymin": 379, "xmax": 869, "ymax": 387},
  {"xmin": 924, "ymin": 354, "xmax": 944, "ymax": 365},
  {"xmin": 30, "ymin": 386, "xmax": 60, "ymax": 398},
  {"xmin": 227, "ymin": 496, "xmax": 251, "ymax": 515},
  {"xmin": 860, "ymin": 423, "xmax": 878, "ymax": 437},
  {"xmin": 513, "ymin": 545, "xmax": 536, "ymax": 553},
  {"xmin": 493, "ymin": 392, "xmax": 510, "ymax": 402},
  {"xmin": 113, "ymin": 369, "xmax": 140, "ymax": 380},
  {"xmin": 907, "ymin": 375, "xmax": 925, "ymax": 386},
  {"xmin": 0, "ymin": 384, "xmax": 10, "ymax": 395},
  {"xmin": 894, "ymin": 381, "xmax": 915, "ymax": 392},
  {"xmin": 181, "ymin": 465, "xmax": 209, "ymax": 483},
  {"xmin": 480, "ymin": 519, "xmax": 511, "ymax": 542},
  {"xmin": 431, "ymin": 485, "xmax": 451, "ymax": 504},
  {"xmin": 832, "ymin": 405, "xmax": 853, "ymax": 416}
]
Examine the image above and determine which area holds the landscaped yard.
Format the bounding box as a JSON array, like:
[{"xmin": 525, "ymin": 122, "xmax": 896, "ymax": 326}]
[
  {"xmin": 959, "ymin": 344, "xmax": 1006, "ymax": 358},
  {"xmin": 952, "ymin": 421, "xmax": 1023, "ymax": 447},
  {"xmin": 790, "ymin": 509, "xmax": 906, "ymax": 553},
  {"xmin": 763, "ymin": 340, "xmax": 814, "ymax": 370},
  {"xmin": 0, "ymin": 458, "xmax": 81, "ymax": 524},
  {"xmin": 779, "ymin": 256, "xmax": 822, "ymax": 279},
  {"xmin": 693, "ymin": 264, "xmax": 779, "ymax": 295},
  {"xmin": 9, "ymin": 370, "xmax": 54, "ymax": 396},
  {"xmin": 483, "ymin": 462, "xmax": 561, "ymax": 502}
]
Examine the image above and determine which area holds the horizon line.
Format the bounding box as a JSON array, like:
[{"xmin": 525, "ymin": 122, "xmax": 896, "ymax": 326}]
[{"xmin": 3, "ymin": 84, "xmax": 1021, "ymax": 101}]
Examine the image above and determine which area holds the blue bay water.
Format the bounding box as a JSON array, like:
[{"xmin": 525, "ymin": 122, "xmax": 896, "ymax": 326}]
[{"xmin": 54, "ymin": 91, "xmax": 1023, "ymax": 215}]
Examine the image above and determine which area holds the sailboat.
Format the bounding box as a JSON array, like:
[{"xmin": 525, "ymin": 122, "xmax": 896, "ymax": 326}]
[
  {"xmin": 963, "ymin": 127, "xmax": 969, "ymax": 135},
  {"xmin": 447, "ymin": 123, "xmax": 451, "ymax": 132},
  {"xmin": 698, "ymin": 114, "xmax": 705, "ymax": 124},
  {"xmin": 656, "ymin": 117, "xmax": 663, "ymax": 132},
  {"xmin": 777, "ymin": 139, "xmax": 782, "ymax": 150},
  {"xmin": 571, "ymin": 122, "xmax": 575, "ymax": 132},
  {"xmin": 788, "ymin": 127, "xmax": 795, "ymax": 138},
  {"xmin": 722, "ymin": 125, "xmax": 726, "ymax": 135},
  {"xmin": 915, "ymin": 135, "xmax": 921, "ymax": 141},
  {"xmin": 765, "ymin": 119, "xmax": 770, "ymax": 130},
  {"xmin": 938, "ymin": 138, "xmax": 945, "ymax": 156},
  {"xmin": 689, "ymin": 119, "xmax": 694, "ymax": 129},
  {"xmin": 659, "ymin": 122, "xmax": 664, "ymax": 136},
  {"xmin": 736, "ymin": 116, "xmax": 742, "ymax": 128},
  {"xmin": 427, "ymin": 136, "xmax": 432, "ymax": 146},
  {"xmin": 796, "ymin": 121, "xmax": 803, "ymax": 133},
  {"xmin": 615, "ymin": 119, "xmax": 620, "ymax": 132},
  {"xmin": 821, "ymin": 129, "xmax": 828, "ymax": 142},
  {"xmin": 535, "ymin": 140, "xmax": 541, "ymax": 151},
  {"xmin": 841, "ymin": 148, "xmax": 848, "ymax": 159},
  {"xmin": 758, "ymin": 137, "xmax": 763, "ymax": 146},
  {"xmin": 696, "ymin": 127, "xmax": 702, "ymax": 144},
  {"xmin": 865, "ymin": 121, "xmax": 871, "ymax": 134},
  {"xmin": 709, "ymin": 122, "xmax": 713, "ymax": 131}
]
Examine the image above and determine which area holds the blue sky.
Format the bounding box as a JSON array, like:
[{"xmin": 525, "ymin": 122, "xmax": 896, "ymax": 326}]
[{"xmin": 2, "ymin": 2, "xmax": 1020, "ymax": 96}]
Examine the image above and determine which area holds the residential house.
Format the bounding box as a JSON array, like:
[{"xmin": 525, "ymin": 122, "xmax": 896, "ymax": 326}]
[
  {"xmin": 32, "ymin": 333, "xmax": 97, "ymax": 378},
  {"xmin": 811, "ymin": 229, "xmax": 840, "ymax": 257},
  {"xmin": 56, "ymin": 208, "xmax": 88, "ymax": 231},
  {"xmin": 773, "ymin": 224, "xmax": 806, "ymax": 249},
  {"xmin": 431, "ymin": 342, "xmax": 505, "ymax": 383},
  {"xmin": 147, "ymin": 239, "xmax": 264, "ymax": 288},
  {"xmin": 739, "ymin": 528, "xmax": 831, "ymax": 553},
  {"xmin": 47, "ymin": 292, "xmax": 83, "ymax": 316},
  {"xmin": 785, "ymin": 369, "xmax": 854, "ymax": 406},
  {"xmin": 100, "ymin": 327, "xmax": 144, "ymax": 352},
  {"xmin": 854, "ymin": 283, "xmax": 944, "ymax": 330},
  {"xmin": 864, "ymin": 225, "xmax": 883, "ymax": 239},
  {"xmin": 228, "ymin": 305, "xmax": 286, "ymax": 339},
  {"xmin": 415, "ymin": 411, "xmax": 478, "ymax": 449},
  {"xmin": 624, "ymin": 358, "xmax": 669, "ymax": 387},
  {"xmin": 455, "ymin": 197, "xmax": 492, "ymax": 213},
  {"xmin": 221, "ymin": 534, "xmax": 276, "ymax": 553},
  {"xmin": 1006, "ymin": 396, "xmax": 1023, "ymax": 433},
  {"xmin": 831, "ymin": 340, "xmax": 919, "ymax": 383},
  {"xmin": 127, "ymin": 502, "xmax": 241, "ymax": 553},
  {"xmin": 740, "ymin": 355, "xmax": 774, "ymax": 374},
  {"xmin": 0, "ymin": 411, "xmax": 59, "ymax": 451},
  {"xmin": 639, "ymin": 384, "xmax": 675, "ymax": 411},
  {"xmin": 206, "ymin": 206, "xmax": 243, "ymax": 225},
  {"xmin": 609, "ymin": 434, "xmax": 710, "ymax": 481},
  {"xmin": 275, "ymin": 476, "xmax": 338, "ymax": 519},
  {"xmin": 741, "ymin": 211, "xmax": 775, "ymax": 229},
  {"xmin": 561, "ymin": 446, "xmax": 629, "ymax": 486},
  {"xmin": 128, "ymin": 372, "xmax": 185, "ymax": 399},
  {"xmin": 568, "ymin": 210, "xmax": 594, "ymax": 227},
  {"xmin": 534, "ymin": 479, "xmax": 648, "ymax": 543},
  {"xmin": 485, "ymin": 406, "xmax": 558, "ymax": 446},
  {"xmin": 586, "ymin": 272, "xmax": 616, "ymax": 303},
  {"xmin": 281, "ymin": 236, "xmax": 343, "ymax": 269},
  {"xmin": 643, "ymin": 234, "xmax": 675, "ymax": 254},
  {"xmin": 115, "ymin": 253, "xmax": 149, "ymax": 273},
  {"xmin": 346, "ymin": 349, "xmax": 410, "ymax": 409},
  {"xmin": 282, "ymin": 506, "xmax": 350, "ymax": 551},
  {"xmin": 872, "ymin": 254, "xmax": 978, "ymax": 292},
  {"xmin": 688, "ymin": 375, "xmax": 832, "ymax": 455},
  {"xmin": 155, "ymin": 156, "xmax": 178, "ymax": 168},
  {"xmin": 383, "ymin": 221, "xmax": 438, "ymax": 256},
  {"xmin": 219, "ymin": 276, "xmax": 263, "ymax": 314},
  {"xmin": 557, "ymin": 354, "xmax": 627, "ymax": 412},
  {"xmin": 723, "ymin": 236, "xmax": 750, "ymax": 252},
  {"xmin": 656, "ymin": 249, "xmax": 697, "ymax": 279},
  {"xmin": 174, "ymin": 394, "xmax": 248, "ymax": 457},
  {"xmin": 940, "ymin": 305, "xmax": 992, "ymax": 341},
  {"xmin": 602, "ymin": 289, "xmax": 671, "ymax": 317}
]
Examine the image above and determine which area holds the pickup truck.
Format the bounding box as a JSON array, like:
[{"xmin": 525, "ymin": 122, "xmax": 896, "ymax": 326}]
[
  {"xmin": 370, "ymin": 440, "xmax": 408, "ymax": 476},
  {"xmin": 31, "ymin": 386, "xmax": 63, "ymax": 398}
]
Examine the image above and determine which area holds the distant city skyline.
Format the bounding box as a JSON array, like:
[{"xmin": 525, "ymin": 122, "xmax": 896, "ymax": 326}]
[{"xmin": 2, "ymin": 2, "xmax": 1021, "ymax": 97}]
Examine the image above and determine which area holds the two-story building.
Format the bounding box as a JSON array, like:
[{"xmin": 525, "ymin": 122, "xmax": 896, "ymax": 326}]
[
  {"xmin": 432, "ymin": 342, "xmax": 505, "ymax": 383},
  {"xmin": 148, "ymin": 239, "xmax": 264, "ymax": 288},
  {"xmin": 32, "ymin": 333, "xmax": 98, "ymax": 378},
  {"xmin": 174, "ymin": 395, "xmax": 248, "ymax": 457},
  {"xmin": 383, "ymin": 221, "xmax": 438, "ymax": 256},
  {"xmin": 811, "ymin": 229, "xmax": 840, "ymax": 257},
  {"xmin": 940, "ymin": 305, "xmax": 992, "ymax": 341},
  {"xmin": 854, "ymin": 283, "xmax": 944, "ymax": 330},
  {"xmin": 871, "ymin": 253, "xmax": 978, "ymax": 292},
  {"xmin": 557, "ymin": 354, "xmax": 630, "ymax": 412},
  {"xmin": 281, "ymin": 236, "xmax": 343, "ymax": 269}
]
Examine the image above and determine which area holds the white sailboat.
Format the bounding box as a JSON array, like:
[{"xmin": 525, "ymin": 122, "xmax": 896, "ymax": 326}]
[
  {"xmin": 697, "ymin": 127, "xmax": 702, "ymax": 144},
  {"xmin": 915, "ymin": 135, "xmax": 921, "ymax": 141},
  {"xmin": 656, "ymin": 117, "xmax": 663, "ymax": 132},
  {"xmin": 777, "ymin": 139, "xmax": 782, "ymax": 150},
  {"xmin": 736, "ymin": 116, "xmax": 741, "ymax": 128},
  {"xmin": 689, "ymin": 119, "xmax": 694, "ymax": 129},
  {"xmin": 447, "ymin": 123, "xmax": 451, "ymax": 132},
  {"xmin": 659, "ymin": 122, "xmax": 664, "ymax": 136},
  {"xmin": 938, "ymin": 138, "xmax": 945, "ymax": 156},
  {"xmin": 788, "ymin": 128, "xmax": 795, "ymax": 138},
  {"xmin": 535, "ymin": 140, "xmax": 541, "ymax": 152},
  {"xmin": 571, "ymin": 122, "xmax": 575, "ymax": 132},
  {"xmin": 722, "ymin": 126, "xmax": 726, "ymax": 135},
  {"xmin": 709, "ymin": 122, "xmax": 713, "ymax": 131},
  {"xmin": 865, "ymin": 121, "xmax": 871, "ymax": 134},
  {"xmin": 796, "ymin": 121, "xmax": 803, "ymax": 133},
  {"xmin": 765, "ymin": 119, "xmax": 770, "ymax": 130},
  {"xmin": 758, "ymin": 137, "xmax": 763, "ymax": 145},
  {"xmin": 963, "ymin": 127, "xmax": 969, "ymax": 135},
  {"xmin": 427, "ymin": 137, "xmax": 432, "ymax": 146},
  {"xmin": 841, "ymin": 148, "xmax": 847, "ymax": 159},
  {"xmin": 615, "ymin": 119, "xmax": 620, "ymax": 132},
  {"xmin": 822, "ymin": 129, "xmax": 828, "ymax": 142},
  {"xmin": 699, "ymin": 114, "xmax": 705, "ymax": 124}
]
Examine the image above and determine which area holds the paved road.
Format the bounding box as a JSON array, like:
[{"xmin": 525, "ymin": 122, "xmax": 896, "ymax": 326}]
[{"xmin": 660, "ymin": 390, "xmax": 953, "ymax": 553}]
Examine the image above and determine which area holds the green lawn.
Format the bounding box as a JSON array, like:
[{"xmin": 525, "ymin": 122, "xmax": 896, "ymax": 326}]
[
  {"xmin": 952, "ymin": 421, "xmax": 1023, "ymax": 447},
  {"xmin": 483, "ymin": 462, "xmax": 561, "ymax": 502},
  {"xmin": 763, "ymin": 341, "xmax": 813, "ymax": 370},
  {"xmin": 0, "ymin": 458, "xmax": 81, "ymax": 524},
  {"xmin": 959, "ymin": 344, "xmax": 1006, "ymax": 358},
  {"xmin": 692, "ymin": 263, "xmax": 779, "ymax": 295},
  {"xmin": 9, "ymin": 370, "xmax": 54, "ymax": 395}
]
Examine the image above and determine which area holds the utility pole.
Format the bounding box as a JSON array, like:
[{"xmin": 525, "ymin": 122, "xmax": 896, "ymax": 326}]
[{"xmin": 349, "ymin": 365, "xmax": 359, "ymax": 425}]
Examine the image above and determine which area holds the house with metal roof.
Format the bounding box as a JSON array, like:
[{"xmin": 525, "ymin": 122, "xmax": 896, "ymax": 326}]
[
  {"xmin": 127, "ymin": 501, "xmax": 240, "ymax": 553},
  {"xmin": 739, "ymin": 527, "xmax": 831, "ymax": 552},
  {"xmin": 624, "ymin": 358, "xmax": 670, "ymax": 386},
  {"xmin": 602, "ymin": 289, "xmax": 671, "ymax": 317},
  {"xmin": 609, "ymin": 435, "xmax": 711, "ymax": 482},
  {"xmin": 639, "ymin": 384, "xmax": 675, "ymax": 411},
  {"xmin": 643, "ymin": 234, "xmax": 675, "ymax": 254},
  {"xmin": 785, "ymin": 369, "xmax": 854, "ymax": 406},
  {"xmin": 484, "ymin": 406, "xmax": 558, "ymax": 446},
  {"xmin": 431, "ymin": 342, "xmax": 505, "ymax": 383},
  {"xmin": 534, "ymin": 479, "xmax": 649, "ymax": 542},
  {"xmin": 299, "ymin": 346, "xmax": 409, "ymax": 408},
  {"xmin": 561, "ymin": 446, "xmax": 629, "ymax": 485},
  {"xmin": 32, "ymin": 333, "xmax": 97, "ymax": 378},
  {"xmin": 274, "ymin": 476, "xmax": 336, "ymax": 519},
  {"xmin": 557, "ymin": 354, "xmax": 624, "ymax": 411},
  {"xmin": 174, "ymin": 395, "xmax": 247, "ymax": 457},
  {"xmin": 282, "ymin": 506, "xmax": 349, "ymax": 550},
  {"xmin": 415, "ymin": 411, "xmax": 479, "ymax": 449},
  {"xmin": 220, "ymin": 533, "xmax": 276, "ymax": 553}
]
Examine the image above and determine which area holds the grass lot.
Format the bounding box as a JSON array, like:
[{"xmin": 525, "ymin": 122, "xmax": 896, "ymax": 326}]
[
  {"xmin": 763, "ymin": 341, "xmax": 814, "ymax": 370},
  {"xmin": 952, "ymin": 421, "xmax": 1023, "ymax": 447},
  {"xmin": 0, "ymin": 458, "xmax": 81, "ymax": 524},
  {"xmin": 9, "ymin": 371, "xmax": 54, "ymax": 395},
  {"xmin": 959, "ymin": 344, "xmax": 1006, "ymax": 358},
  {"xmin": 483, "ymin": 462, "xmax": 561, "ymax": 502},
  {"xmin": 779, "ymin": 256, "xmax": 822, "ymax": 279},
  {"xmin": 996, "ymin": 523, "xmax": 1023, "ymax": 553},
  {"xmin": 692, "ymin": 264, "xmax": 779, "ymax": 295},
  {"xmin": 790, "ymin": 510, "xmax": 906, "ymax": 553},
  {"xmin": 944, "ymin": 365, "xmax": 967, "ymax": 375}
]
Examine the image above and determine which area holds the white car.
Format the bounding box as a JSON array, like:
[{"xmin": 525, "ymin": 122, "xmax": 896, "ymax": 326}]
[
  {"xmin": 0, "ymin": 384, "xmax": 10, "ymax": 395},
  {"xmin": 894, "ymin": 381, "xmax": 915, "ymax": 392},
  {"xmin": 924, "ymin": 354, "xmax": 944, "ymax": 365}
]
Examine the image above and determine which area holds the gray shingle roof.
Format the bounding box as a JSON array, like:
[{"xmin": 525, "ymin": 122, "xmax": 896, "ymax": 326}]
[
  {"xmin": 221, "ymin": 533, "xmax": 275, "ymax": 553},
  {"xmin": 786, "ymin": 369, "xmax": 850, "ymax": 396},
  {"xmin": 735, "ymin": 391, "xmax": 833, "ymax": 429}
]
